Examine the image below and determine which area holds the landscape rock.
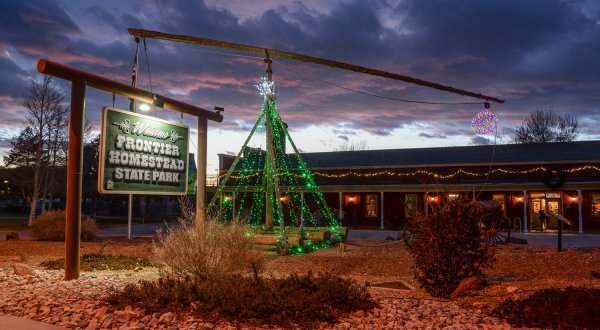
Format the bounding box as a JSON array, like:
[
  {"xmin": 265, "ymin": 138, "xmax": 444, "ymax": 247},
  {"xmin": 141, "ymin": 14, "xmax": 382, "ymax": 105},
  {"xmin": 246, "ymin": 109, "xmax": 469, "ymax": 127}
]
[
  {"xmin": 506, "ymin": 286, "xmax": 518, "ymax": 293},
  {"xmin": 5, "ymin": 232, "xmax": 19, "ymax": 240},
  {"xmin": 450, "ymin": 276, "xmax": 485, "ymax": 299},
  {"xmin": 12, "ymin": 263, "xmax": 35, "ymax": 276},
  {"xmin": 159, "ymin": 311, "xmax": 175, "ymax": 324}
]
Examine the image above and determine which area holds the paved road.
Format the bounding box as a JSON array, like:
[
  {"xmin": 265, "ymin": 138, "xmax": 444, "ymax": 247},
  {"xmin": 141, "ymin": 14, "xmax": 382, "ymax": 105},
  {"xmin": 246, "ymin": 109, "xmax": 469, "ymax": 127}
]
[
  {"xmin": 347, "ymin": 229, "xmax": 600, "ymax": 248},
  {"xmin": 3, "ymin": 223, "xmax": 600, "ymax": 248}
]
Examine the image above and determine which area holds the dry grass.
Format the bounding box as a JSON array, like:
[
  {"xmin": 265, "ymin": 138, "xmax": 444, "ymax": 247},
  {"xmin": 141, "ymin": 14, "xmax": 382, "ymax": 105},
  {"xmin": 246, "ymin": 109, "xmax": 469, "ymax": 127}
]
[{"xmin": 153, "ymin": 201, "xmax": 263, "ymax": 278}]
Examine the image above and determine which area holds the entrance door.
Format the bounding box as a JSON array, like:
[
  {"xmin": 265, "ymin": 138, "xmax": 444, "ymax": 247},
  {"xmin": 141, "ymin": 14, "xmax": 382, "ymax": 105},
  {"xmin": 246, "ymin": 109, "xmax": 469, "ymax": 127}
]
[
  {"xmin": 529, "ymin": 193, "xmax": 562, "ymax": 231},
  {"xmin": 546, "ymin": 199, "xmax": 560, "ymax": 229},
  {"xmin": 530, "ymin": 198, "xmax": 546, "ymax": 231}
]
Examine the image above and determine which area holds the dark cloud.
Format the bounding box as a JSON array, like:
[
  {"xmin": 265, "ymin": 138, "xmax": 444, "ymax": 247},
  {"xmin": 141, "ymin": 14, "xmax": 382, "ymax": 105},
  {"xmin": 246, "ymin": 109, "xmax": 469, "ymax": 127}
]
[
  {"xmin": 419, "ymin": 132, "xmax": 447, "ymax": 139},
  {"xmin": 471, "ymin": 136, "xmax": 492, "ymax": 145},
  {"xmin": 337, "ymin": 135, "xmax": 348, "ymax": 142},
  {"xmin": 0, "ymin": 56, "xmax": 28, "ymax": 97},
  {"xmin": 0, "ymin": 0, "xmax": 80, "ymax": 51}
]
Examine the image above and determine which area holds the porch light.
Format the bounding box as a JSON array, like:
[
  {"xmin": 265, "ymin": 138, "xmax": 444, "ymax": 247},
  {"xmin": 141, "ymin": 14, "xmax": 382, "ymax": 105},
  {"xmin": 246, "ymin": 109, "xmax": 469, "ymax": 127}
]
[{"xmin": 138, "ymin": 103, "xmax": 151, "ymax": 111}]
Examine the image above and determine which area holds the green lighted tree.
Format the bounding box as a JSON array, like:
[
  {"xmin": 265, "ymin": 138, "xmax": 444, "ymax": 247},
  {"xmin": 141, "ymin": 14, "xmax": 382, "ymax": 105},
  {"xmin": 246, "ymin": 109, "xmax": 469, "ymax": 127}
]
[{"xmin": 206, "ymin": 76, "xmax": 338, "ymax": 247}]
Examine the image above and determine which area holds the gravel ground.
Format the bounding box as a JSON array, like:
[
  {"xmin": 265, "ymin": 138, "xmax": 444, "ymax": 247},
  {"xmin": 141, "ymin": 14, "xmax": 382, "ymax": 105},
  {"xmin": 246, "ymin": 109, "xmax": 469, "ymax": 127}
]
[{"xmin": 1, "ymin": 239, "xmax": 599, "ymax": 329}]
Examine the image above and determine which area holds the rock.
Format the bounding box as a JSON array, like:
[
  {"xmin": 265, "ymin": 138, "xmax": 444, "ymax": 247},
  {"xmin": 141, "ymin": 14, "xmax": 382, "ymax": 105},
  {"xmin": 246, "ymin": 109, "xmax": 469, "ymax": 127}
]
[
  {"xmin": 12, "ymin": 263, "xmax": 35, "ymax": 276},
  {"xmin": 94, "ymin": 306, "xmax": 108, "ymax": 319},
  {"xmin": 39, "ymin": 306, "xmax": 51, "ymax": 316},
  {"xmin": 506, "ymin": 286, "xmax": 518, "ymax": 293},
  {"xmin": 159, "ymin": 312, "xmax": 175, "ymax": 324},
  {"xmin": 85, "ymin": 318, "xmax": 99, "ymax": 330},
  {"xmin": 100, "ymin": 316, "xmax": 113, "ymax": 329},
  {"xmin": 5, "ymin": 232, "xmax": 19, "ymax": 240},
  {"xmin": 473, "ymin": 301, "xmax": 487, "ymax": 309},
  {"xmin": 114, "ymin": 310, "xmax": 130, "ymax": 323},
  {"xmin": 148, "ymin": 317, "xmax": 159, "ymax": 326},
  {"xmin": 450, "ymin": 276, "xmax": 485, "ymax": 299}
]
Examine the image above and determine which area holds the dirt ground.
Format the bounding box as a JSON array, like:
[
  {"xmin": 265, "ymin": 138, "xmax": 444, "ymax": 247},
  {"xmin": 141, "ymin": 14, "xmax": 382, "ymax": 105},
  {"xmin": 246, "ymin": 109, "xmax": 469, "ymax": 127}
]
[{"xmin": 1, "ymin": 238, "xmax": 599, "ymax": 312}]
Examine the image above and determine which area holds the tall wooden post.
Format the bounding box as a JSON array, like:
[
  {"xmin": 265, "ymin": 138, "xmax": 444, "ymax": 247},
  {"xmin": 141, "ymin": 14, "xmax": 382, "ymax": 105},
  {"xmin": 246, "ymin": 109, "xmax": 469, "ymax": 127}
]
[
  {"xmin": 196, "ymin": 115, "xmax": 207, "ymax": 224},
  {"xmin": 264, "ymin": 68, "xmax": 274, "ymax": 228},
  {"xmin": 65, "ymin": 80, "xmax": 86, "ymax": 281}
]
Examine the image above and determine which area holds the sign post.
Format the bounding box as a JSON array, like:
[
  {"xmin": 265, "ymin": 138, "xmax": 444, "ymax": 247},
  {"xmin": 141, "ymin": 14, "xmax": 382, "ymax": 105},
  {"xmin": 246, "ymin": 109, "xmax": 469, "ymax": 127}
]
[{"xmin": 37, "ymin": 59, "xmax": 222, "ymax": 280}]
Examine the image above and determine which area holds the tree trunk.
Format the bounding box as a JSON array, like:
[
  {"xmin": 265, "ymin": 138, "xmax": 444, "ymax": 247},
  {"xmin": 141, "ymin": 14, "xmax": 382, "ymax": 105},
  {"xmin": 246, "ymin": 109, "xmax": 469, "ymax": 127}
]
[
  {"xmin": 28, "ymin": 163, "xmax": 41, "ymax": 226},
  {"xmin": 28, "ymin": 198, "xmax": 37, "ymax": 227},
  {"xmin": 41, "ymin": 174, "xmax": 47, "ymax": 214}
]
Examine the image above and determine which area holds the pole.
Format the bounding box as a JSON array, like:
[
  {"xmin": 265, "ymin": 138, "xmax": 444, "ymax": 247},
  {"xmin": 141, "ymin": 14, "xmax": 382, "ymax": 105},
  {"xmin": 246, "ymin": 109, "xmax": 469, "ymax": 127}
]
[
  {"xmin": 127, "ymin": 39, "xmax": 139, "ymax": 240},
  {"xmin": 300, "ymin": 192, "xmax": 305, "ymax": 228},
  {"xmin": 196, "ymin": 115, "xmax": 207, "ymax": 224},
  {"xmin": 578, "ymin": 189, "xmax": 583, "ymax": 234},
  {"xmin": 558, "ymin": 217, "xmax": 563, "ymax": 252},
  {"xmin": 380, "ymin": 192, "xmax": 384, "ymax": 230},
  {"xmin": 338, "ymin": 192, "xmax": 343, "ymax": 224},
  {"xmin": 127, "ymin": 194, "xmax": 133, "ymax": 239},
  {"xmin": 425, "ymin": 191, "xmax": 429, "ymax": 217},
  {"xmin": 523, "ymin": 190, "xmax": 528, "ymax": 233},
  {"xmin": 64, "ymin": 79, "xmax": 86, "ymax": 281}
]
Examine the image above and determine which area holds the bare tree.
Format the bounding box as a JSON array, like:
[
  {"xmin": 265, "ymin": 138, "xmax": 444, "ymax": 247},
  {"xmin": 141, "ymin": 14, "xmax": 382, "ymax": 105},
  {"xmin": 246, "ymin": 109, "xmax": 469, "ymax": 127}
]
[
  {"xmin": 4, "ymin": 127, "xmax": 44, "ymax": 205},
  {"xmin": 12, "ymin": 76, "xmax": 66, "ymax": 226},
  {"xmin": 513, "ymin": 109, "xmax": 579, "ymax": 144},
  {"xmin": 334, "ymin": 139, "xmax": 369, "ymax": 151}
]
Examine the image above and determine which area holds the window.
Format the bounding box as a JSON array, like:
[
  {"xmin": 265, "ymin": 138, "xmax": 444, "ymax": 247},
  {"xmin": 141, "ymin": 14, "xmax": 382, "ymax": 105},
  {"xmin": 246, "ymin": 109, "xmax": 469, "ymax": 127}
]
[
  {"xmin": 592, "ymin": 193, "xmax": 600, "ymax": 218},
  {"xmin": 448, "ymin": 193, "xmax": 459, "ymax": 200},
  {"xmin": 365, "ymin": 194, "xmax": 378, "ymax": 217},
  {"xmin": 405, "ymin": 194, "xmax": 417, "ymax": 218},
  {"xmin": 546, "ymin": 192, "xmax": 560, "ymax": 198},
  {"xmin": 492, "ymin": 194, "xmax": 505, "ymax": 213}
]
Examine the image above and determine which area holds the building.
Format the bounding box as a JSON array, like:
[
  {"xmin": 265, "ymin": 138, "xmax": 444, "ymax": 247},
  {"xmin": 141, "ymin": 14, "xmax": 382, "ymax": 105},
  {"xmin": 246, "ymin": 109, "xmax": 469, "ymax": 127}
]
[{"xmin": 217, "ymin": 141, "xmax": 600, "ymax": 232}]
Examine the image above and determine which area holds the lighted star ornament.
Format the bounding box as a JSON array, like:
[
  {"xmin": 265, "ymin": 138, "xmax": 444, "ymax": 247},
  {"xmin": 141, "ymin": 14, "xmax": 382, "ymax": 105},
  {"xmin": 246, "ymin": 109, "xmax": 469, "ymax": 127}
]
[
  {"xmin": 255, "ymin": 76, "xmax": 275, "ymax": 99},
  {"xmin": 471, "ymin": 109, "xmax": 499, "ymax": 135}
]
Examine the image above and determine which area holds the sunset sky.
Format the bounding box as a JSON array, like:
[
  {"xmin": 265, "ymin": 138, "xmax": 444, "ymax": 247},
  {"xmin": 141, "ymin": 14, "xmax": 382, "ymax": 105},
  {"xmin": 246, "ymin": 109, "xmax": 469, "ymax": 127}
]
[{"xmin": 1, "ymin": 0, "xmax": 599, "ymax": 172}]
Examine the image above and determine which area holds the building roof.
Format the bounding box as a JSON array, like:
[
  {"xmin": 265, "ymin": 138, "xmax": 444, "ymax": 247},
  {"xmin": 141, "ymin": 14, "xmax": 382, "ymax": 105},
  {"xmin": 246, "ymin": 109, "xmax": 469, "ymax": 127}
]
[{"xmin": 299, "ymin": 141, "xmax": 600, "ymax": 169}]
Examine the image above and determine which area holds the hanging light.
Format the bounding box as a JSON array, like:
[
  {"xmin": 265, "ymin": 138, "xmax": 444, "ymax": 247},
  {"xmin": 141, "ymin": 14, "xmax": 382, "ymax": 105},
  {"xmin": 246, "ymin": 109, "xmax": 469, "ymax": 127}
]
[{"xmin": 138, "ymin": 103, "xmax": 151, "ymax": 111}]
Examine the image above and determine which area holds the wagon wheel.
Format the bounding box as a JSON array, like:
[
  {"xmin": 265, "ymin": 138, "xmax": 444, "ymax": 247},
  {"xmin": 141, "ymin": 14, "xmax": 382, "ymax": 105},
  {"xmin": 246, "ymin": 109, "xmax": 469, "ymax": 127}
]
[
  {"xmin": 402, "ymin": 221, "xmax": 414, "ymax": 248},
  {"xmin": 481, "ymin": 213, "xmax": 511, "ymax": 244}
]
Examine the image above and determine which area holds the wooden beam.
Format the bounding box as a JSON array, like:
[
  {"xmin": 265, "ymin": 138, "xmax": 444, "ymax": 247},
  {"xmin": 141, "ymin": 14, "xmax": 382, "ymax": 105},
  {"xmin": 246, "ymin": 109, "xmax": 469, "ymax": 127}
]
[
  {"xmin": 37, "ymin": 59, "xmax": 223, "ymax": 122},
  {"xmin": 128, "ymin": 28, "xmax": 505, "ymax": 104}
]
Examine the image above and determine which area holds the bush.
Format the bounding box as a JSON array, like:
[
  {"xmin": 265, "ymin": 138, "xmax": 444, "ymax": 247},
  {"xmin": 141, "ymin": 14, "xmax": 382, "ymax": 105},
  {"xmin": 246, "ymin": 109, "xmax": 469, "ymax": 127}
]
[
  {"xmin": 31, "ymin": 210, "xmax": 97, "ymax": 241},
  {"xmin": 408, "ymin": 196, "xmax": 498, "ymax": 297},
  {"xmin": 106, "ymin": 272, "xmax": 377, "ymax": 326},
  {"xmin": 153, "ymin": 217, "xmax": 263, "ymax": 278},
  {"xmin": 493, "ymin": 287, "xmax": 600, "ymax": 329}
]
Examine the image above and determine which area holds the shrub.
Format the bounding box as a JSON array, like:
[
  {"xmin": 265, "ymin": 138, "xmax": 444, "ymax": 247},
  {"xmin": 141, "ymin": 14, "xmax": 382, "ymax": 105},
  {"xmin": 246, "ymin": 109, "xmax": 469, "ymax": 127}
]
[
  {"xmin": 31, "ymin": 210, "xmax": 97, "ymax": 241},
  {"xmin": 106, "ymin": 272, "xmax": 377, "ymax": 326},
  {"xmin": 493, "ymin": 287, "xmax": 600, "ymax": 329},
  {"xmin": 153, "ymin": 216, "xmax": 263, "ymax": 278},
  {"xmin": 408, "ymin": 196, "xmax": 498, "ymax": 297}
]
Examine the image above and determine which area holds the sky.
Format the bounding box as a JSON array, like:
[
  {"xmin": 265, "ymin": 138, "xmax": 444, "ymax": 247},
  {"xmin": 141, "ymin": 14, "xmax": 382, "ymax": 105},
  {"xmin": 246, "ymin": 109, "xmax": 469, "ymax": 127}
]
[{"xmin": 1, "ymin": 0, "xmax": 600, "ymax": 173}]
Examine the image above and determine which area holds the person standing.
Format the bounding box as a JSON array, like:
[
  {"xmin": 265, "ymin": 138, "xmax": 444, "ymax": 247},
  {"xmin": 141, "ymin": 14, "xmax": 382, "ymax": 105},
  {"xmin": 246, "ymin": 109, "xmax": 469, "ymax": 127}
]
[{"xmin": 539, "ymin": 209, "xmax": 547, "ymax": 231}]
